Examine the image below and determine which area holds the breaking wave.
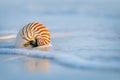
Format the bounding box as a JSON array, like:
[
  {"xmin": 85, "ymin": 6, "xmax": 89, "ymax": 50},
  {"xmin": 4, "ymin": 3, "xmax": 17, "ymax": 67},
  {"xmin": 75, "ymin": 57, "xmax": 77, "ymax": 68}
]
[
  {"xmin": 0, "ymin": 31, "xmax": 120, "ymax": 72},
  {"xmin": 0, "ymin": 48, "xmax": 120, "ymax": 72}
]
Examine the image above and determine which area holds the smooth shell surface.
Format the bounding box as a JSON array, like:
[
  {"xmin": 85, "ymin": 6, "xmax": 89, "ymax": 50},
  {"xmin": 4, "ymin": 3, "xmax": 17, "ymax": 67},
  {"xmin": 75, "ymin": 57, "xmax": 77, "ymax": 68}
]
[{"xmin": 15, "ymin": 22, "xmax": 52, "ymax": 49}]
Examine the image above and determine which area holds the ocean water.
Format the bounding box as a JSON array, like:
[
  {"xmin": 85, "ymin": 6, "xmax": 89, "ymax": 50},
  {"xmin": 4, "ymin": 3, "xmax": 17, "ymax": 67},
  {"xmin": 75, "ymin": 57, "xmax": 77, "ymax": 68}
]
[{"xmin": 0, "ymin": 0, "xmax": 120, "ymax": 80}]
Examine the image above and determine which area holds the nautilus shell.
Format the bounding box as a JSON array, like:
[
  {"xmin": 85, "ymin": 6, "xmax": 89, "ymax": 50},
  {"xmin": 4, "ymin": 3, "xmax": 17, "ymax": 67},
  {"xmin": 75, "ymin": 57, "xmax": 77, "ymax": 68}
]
[{"xmin": 15, "ymin": 22, "xmax": 52, "ymax": 49}]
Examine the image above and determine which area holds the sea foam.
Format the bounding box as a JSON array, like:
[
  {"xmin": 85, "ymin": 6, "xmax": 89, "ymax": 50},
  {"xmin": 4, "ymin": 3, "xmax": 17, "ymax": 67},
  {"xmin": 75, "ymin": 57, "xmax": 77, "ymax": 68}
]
[
  {"xmin": 0, "ymin": 48, "xmax": 120, "ymax": 72},
  {"xmin": 0, "ymin": 31, "xmax": 120, "ymax": 72}
]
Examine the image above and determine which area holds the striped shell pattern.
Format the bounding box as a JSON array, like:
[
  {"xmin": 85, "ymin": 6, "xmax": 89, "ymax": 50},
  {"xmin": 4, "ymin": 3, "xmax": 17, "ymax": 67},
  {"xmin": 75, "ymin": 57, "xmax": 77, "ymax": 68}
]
[{"xmin": 15, "ymin": 22, "xmax": 52, "ymax": 48}]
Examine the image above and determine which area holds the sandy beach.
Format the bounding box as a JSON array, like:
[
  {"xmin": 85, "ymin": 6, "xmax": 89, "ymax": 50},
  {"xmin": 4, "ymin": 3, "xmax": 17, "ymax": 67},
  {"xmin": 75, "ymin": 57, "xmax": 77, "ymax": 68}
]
[
  {"xmin": 0, "ymin": 0, "xmax": 120, "ymax": 80},
  {"xmin": 0, "ymin": 54, "xmax": 120, "ymax": 80}
]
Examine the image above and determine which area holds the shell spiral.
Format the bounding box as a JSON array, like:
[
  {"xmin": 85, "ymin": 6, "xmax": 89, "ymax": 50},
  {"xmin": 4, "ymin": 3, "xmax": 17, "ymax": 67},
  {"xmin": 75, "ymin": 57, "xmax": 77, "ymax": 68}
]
[{"xmin": 15, "ymin": 22, "xmax": 52, "ymax": 48}]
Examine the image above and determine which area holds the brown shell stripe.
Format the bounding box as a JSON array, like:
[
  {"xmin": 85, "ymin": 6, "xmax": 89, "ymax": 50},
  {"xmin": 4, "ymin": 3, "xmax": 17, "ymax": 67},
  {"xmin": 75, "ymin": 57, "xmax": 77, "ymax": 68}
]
[
  {"xmin": 22, "ymin": 22, "xmax": 51, "ymax": 46},
  {"xmin": 26, "ymin": 23, "xmax": 32, "ymax": 39},
  {"xmin": 22, "ymin": 26, "xmax": 29, "ymax": 41}
]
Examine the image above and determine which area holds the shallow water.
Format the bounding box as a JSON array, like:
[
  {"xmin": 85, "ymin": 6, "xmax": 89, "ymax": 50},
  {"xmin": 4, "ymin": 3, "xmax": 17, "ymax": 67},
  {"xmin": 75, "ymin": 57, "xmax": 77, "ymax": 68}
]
[{"xmin": 0, "ymin": 0, "xmax": 120, "ymax": 80}]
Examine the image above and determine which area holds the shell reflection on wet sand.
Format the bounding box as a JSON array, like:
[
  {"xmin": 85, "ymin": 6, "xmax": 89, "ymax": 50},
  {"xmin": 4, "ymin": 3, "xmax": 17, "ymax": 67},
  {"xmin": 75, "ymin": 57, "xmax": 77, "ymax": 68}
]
[
  {"xmin": 0, "ymin": 56, "xmax": 50, "ymax": 73},
  {"xmin": 25, "ymin": 58, "xmax": 50, "ymax": 73}
]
